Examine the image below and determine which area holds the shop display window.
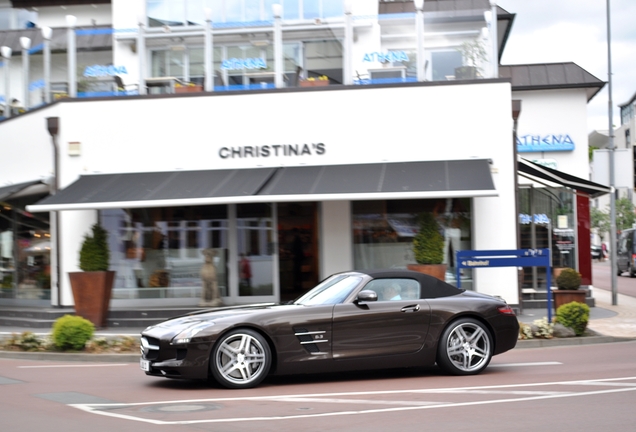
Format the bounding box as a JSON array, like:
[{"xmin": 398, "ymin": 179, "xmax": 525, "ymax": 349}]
[
  {"xmin": 518, "ymin": 187, "xmax": 576, "ymax": 289},
  {"xmin": 0, "ymin": 206, "xmax": 50, "ymax": 300},
  {"xmin": 352, "ymin": 199, "xmax": 472, "ymax": 286},
  {"xmin": 102, "ymin": 206, "xmax": 228, "ymax": 299}
]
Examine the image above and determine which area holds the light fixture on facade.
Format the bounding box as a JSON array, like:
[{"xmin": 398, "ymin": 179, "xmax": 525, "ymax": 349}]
[
  {"xmin": 414, "ymin": 0, "xmax": 424, "ymax": 11},
  {"xmin": 344, "ymin": 0, "xmax": 353, "ymax": 15},
  {"xmin": 272, "ymin": 3, "xmax": 282, "ymax": 19}
]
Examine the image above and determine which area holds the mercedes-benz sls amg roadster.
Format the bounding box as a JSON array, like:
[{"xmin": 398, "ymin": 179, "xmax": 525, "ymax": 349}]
[{"xmin": 140, "ymin": 269, "xmax": 519, "ymax": 388}]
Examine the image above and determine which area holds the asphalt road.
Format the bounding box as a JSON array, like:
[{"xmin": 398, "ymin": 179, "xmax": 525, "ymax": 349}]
[
  {"xmin": 1, "ymin": 340, "xmax": 635, "ymax": 431},
  {"xmin": 593, "ymin": 260, "xmax": 636, "ymax": 298}
]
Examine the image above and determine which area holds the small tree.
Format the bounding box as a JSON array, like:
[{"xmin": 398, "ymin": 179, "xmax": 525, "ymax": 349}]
[
  {"xmin": 79, "ymin": 223, "xmax": 110, "ymax": 272},
  {"xmin": 412, "ymin": 213, "xmax": 444, "ymax": 265},
  {"xmin": 590, "ymin": 206, "xmax": 610, "ymax": 242},
  {"xmin": 615, "ymin": 198, "xmax": 636, "ymax": 232}
]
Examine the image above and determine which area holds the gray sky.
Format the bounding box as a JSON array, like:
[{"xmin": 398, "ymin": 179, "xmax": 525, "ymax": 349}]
[{"xmin": 497, "ymin": 0, "xmax": 635, "ymax": 132}]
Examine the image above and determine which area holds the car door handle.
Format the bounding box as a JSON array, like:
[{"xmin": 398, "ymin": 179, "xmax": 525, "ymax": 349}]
[{"xmin": 401, "ymin": 304, "xmax": 420, "ymax": 313}]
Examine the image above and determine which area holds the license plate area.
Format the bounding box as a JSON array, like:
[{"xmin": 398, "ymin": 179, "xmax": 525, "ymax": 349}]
[{"xmin": 140, "ymin": 359, "xmax": 151, "ymax": 372}]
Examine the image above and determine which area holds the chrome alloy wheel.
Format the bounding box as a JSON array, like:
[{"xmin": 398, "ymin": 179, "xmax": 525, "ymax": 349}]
[
  {"xmin": 437, "ymin": 318, "xmax": 492, "ymax": 375},
  {"xmin": 211, "ymin": 329, "xmax": 270, "ymax": 388}
]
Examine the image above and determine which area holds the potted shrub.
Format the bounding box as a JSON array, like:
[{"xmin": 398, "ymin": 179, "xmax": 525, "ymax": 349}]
[
  {"xmin": 552, "ymin": 267, "xmax": 586, "ymax": 310},
  {"xmin": 68, "ymin": 223, "xmax": 115, "ymax": 328},
  {"xmin": 454, "ymin": 38, "xmax": 488, "ymax": 79},
  {"xmin": 407, "ymin": 213, "xmax": 447, "ymax": 280}
]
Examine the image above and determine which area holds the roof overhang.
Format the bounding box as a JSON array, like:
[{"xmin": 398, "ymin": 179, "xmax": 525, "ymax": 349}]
[
  {"xmin": 517, "ymin": 158, "xmax": 610, "ymax": 198},
  {"xmin": 0, "ymin": 180, "xmax": 49, "ymax": 202}
]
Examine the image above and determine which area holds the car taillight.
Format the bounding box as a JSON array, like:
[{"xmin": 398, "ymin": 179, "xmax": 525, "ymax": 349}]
[{"xmin": 498, "ymin": 306, "xmax": 516, "ymax": 316}]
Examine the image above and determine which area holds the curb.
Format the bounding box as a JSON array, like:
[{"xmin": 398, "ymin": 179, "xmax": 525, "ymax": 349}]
[
  {"xmin": 0, "ymin": 351, "xmax": 139, "ymax": 362},
  {"xmin": 515, "ymin": 335, "xmax": 635, "ymax": 348},
  {"xmin": 1, "ymin": 336, "xmax": 634, "ymax": 363}
]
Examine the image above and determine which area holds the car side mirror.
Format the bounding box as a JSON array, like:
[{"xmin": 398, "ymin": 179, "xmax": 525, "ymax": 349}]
[{"xmin": 356, "ymin": 290, "xmax": 378, "ymax": 303}]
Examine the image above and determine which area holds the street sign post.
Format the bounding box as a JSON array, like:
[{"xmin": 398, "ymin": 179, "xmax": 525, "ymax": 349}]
[{"xmin": 456, "ymin": 248, "xmax": 553, "ymax": 321}]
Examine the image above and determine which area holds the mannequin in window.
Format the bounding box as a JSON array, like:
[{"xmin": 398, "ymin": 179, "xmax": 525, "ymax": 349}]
[{"xmin": 200, "ymin": 248, "xmax": 221, "ymax": 307}]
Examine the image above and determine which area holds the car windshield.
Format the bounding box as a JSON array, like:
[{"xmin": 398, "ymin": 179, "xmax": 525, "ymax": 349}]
[{"xmin": 293, "ymin": 274, "xmax": 362, "ymax": 306}]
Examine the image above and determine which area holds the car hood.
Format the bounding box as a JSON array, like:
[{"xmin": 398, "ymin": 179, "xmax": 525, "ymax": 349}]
[{"xmin": 142, "ymin": 303, "xmax": 295, "ymax": 334}]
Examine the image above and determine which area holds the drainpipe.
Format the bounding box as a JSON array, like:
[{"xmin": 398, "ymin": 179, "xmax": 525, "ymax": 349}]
[{"xmin": 47, "ymin": 117, "xmax": 61, "ymax": 306}]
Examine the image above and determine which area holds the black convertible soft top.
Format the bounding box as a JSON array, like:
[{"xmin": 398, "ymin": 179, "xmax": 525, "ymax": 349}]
[{"xmin": 356, "ymin": 269, "xmax": 465, "ymax": 299}]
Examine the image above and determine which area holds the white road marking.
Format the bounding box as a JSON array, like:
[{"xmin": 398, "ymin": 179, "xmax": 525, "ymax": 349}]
[
  {"xmin": 18, "ymin": 364, "xmax": 130, "ymax": 369},
  {"xmin": 69, "ymin": 376, "xmax": 636, "ymax": 425},
  {"xmin": 489, "ymin": 362, "xmax": 562, "ymax": 368}
]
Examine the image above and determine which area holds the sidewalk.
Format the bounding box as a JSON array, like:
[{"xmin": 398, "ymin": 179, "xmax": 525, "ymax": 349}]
[
  {"xmin": 585, "ymin": 287, "xmax": 636, "ymax": 338},
  {"xmin": 516, "ymin": 287, "xmax": 636, "ymax": 339}
]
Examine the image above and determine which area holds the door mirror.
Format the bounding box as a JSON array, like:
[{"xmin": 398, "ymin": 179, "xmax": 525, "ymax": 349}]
[{"xmin": 356, "ymin": 290, "xmax": 378, "ymax": 303}]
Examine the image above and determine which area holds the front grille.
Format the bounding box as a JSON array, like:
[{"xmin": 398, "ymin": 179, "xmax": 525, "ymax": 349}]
[{"xmin": 140, "ymin": 336, "xmax": 160, "ymax": 360}]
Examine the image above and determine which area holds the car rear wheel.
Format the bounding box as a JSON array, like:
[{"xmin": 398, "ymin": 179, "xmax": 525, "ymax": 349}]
[
  {"xmin": 436, "ymin": 318, "xmax": 492, "ymax": 375},
  {"xmin": 210, "ymin": 328, "xmax": 271, "ymax": 389}
]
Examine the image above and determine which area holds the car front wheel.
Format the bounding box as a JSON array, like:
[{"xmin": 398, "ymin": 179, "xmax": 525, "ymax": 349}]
[
  {"xmin": 210, "ymin": 328, "xmax": 271, "ymax": 389},
  {"xmin": 437, "ymin": 318, "xmax": 493, "ymax": 375}
]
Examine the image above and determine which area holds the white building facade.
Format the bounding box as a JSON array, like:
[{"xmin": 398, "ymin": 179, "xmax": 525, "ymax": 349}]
[{"xmin": 0, "ymin": 0, "xmax": 606, "ymax": 310}]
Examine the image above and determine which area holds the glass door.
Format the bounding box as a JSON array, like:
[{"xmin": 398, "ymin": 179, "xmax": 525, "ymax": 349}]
[
  {"xmin": 236, "ymin": 203, "xmax": 276, "ymax": 299},
  {"xmin": 277, "ymin": 202, "xmax": 319, "ymax": 302}
]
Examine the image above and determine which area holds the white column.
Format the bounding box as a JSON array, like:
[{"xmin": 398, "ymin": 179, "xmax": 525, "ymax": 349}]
[
  {"xmin": 42, "ymin": 26, "xmax": 52, "ymax": 103},
  {"xmin": 272, "ymin": 4, "xmax": 284, "ymax": 88},
  {"xmin": 204, "ymin": 8, "xmax": 214, "ymax": 92},
  {"xmin": 343, "ymin": 1, "xmax": 353, "ymax": 85},
  {"xmin": 137, "ymin": 16, "xmax": 147, "ymax": 95},
  {"xmin": 489, "ymin": 1, "xmax": 498, "ymax": 77},
  {"xmin": 66, "ymin": 15, "xmax": 77, "ymax": 97},
  {"xmin": 414, "ymin": 0, "xmax": 425, "ymax": 82},
  {"xmin": 20, "ymin": 37, "xmax": 30, "ymax": 109},
  {"xmin": 1, "ymin": 46, "xmax": 11, "ymax": 118}
]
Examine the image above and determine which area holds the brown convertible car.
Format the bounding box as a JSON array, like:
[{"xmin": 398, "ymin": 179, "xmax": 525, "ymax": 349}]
[{"xmin": 140, "ymin": 269, "xmax": 519, "ymax": 389}]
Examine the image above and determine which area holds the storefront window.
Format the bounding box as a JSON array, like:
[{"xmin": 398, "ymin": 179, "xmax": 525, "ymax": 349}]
[
  {"xmin": 237, "ymin": 203, "xmax": 274, "ymax": 296},
  {"xmin": 0, "ymin": 204, "xmax": 50, "ymax": 300},
  {"xmin": 352, "ymin": 199, "xmax": 472, "ymax": 285},
  {"xmin": 102, "ymin": 206, "xmax": 228, "ymax": 299},
  {"xmin": 518, "ymin": 187, "xmax": 576, "ymax": 289}
]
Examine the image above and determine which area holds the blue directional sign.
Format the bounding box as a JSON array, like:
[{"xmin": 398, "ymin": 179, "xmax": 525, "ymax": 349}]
[{"xmin": 456, "ymin": 249, "xmax": 553, "ymax": 321}]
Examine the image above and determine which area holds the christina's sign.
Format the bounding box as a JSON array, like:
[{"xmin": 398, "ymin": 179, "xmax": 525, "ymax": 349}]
[
  {"xmin": 517, "ymin": 134, "xmax": 575, "ymax": 152},
  {"xmin": 219, "ymin": 143, "xmax": 325, "ymax": 159}
]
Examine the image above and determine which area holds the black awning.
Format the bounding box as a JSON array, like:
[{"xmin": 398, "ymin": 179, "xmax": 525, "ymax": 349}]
[
  {"xmin": 27, "ymin": 160, "xmax": 497, "ymax": 212},
  {"xmin": 260, "ymin": 160, "xmax": 495, "ymax": 195},
  {"xmin": 518, "ymin": 158, "xmax": 610, "ymax": 198},
  {"xmin": 0, "ymin": 180, "xmax": 49, "ymax": 202}
]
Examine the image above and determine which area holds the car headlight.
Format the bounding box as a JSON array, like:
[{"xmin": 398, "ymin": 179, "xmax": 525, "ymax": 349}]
[{"xmin": 171, "ymin": 322, "xmax": 214, "ymax": 345}]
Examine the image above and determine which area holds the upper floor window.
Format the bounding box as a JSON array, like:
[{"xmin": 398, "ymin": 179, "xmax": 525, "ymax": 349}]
[
  {"xmin": 147, "ymin": 0, "xmax": 343, "ymax": 27},
  {"xmin": 621, "ymin": 102, "xmax": 635, "ymax": 126},
  {"xmin": 0, "ymin": 7, "xmax": 37, "ymax": 30}
]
